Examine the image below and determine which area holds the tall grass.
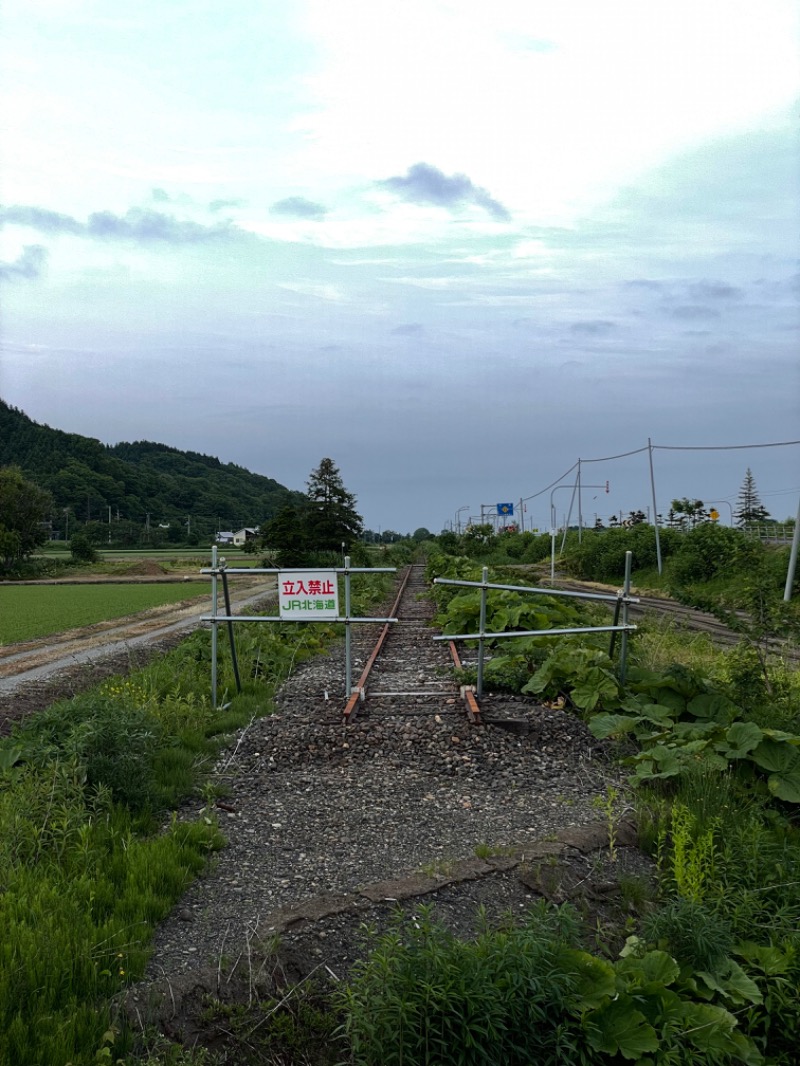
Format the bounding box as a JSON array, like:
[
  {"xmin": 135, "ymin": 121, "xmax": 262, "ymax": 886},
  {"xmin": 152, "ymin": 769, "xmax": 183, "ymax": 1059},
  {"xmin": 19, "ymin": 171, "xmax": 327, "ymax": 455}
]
[{"xmin": 0, "ymin": 571, "xmax": 392, "ymax": 1064}]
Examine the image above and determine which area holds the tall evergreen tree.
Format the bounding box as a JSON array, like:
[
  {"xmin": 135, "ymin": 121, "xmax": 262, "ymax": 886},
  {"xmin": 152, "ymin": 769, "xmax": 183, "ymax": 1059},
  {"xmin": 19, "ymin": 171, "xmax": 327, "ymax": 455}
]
[
  {"xmin": 734, "ymin": 468, "xmax": 770, "ymax": 526},
  {"xmin": 304, "ymin": 458, "xmax": 363, "ymax": 551}
]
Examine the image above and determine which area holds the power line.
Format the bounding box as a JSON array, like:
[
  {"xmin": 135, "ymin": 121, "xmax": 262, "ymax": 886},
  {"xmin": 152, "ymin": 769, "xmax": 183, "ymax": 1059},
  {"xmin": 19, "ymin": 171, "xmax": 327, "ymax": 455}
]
[
  {"xmin": 522, "ymin": 462, "xmax": 580, "ymax": 503},
  {"xmin": 654, "ymin": 439, "xmax": 800, "ymax": 452},
  {"xmin": 581, "ymin": 446, "xmax": 649, "ymax": 463}
]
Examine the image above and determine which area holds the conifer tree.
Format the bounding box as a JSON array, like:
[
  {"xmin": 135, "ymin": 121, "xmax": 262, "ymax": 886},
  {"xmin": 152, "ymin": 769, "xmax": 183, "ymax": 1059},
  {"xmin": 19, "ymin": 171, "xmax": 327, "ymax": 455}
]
[
  {"xmin": 734, "ymin": 468, "xmax": 770, "ymax": 526},
  {"xmin": 304, "ymin": 458, "xmax": 363, "ymax": 551}
]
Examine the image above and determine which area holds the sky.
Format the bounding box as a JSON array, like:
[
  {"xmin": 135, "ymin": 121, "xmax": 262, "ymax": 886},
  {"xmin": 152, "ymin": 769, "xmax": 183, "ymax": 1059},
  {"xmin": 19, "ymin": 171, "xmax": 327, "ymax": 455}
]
[{"xmin": 1, "ymin": 0, "xmax": 799, "ymax": 535}]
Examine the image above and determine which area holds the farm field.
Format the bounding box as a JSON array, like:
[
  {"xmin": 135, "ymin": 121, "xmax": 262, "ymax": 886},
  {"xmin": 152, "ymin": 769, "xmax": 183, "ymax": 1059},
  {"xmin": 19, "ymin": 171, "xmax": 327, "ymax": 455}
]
[{"xmin": 0, "ymin": 582, "xmax": 211, "ymax": 644}]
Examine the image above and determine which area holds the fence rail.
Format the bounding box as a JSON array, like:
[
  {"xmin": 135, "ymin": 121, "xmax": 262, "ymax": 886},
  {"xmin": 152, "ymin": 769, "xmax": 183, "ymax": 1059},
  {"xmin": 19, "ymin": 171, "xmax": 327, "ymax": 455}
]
[{"xmin": 433, "ymin": 551, "xmax": 637, "ymax": 697}]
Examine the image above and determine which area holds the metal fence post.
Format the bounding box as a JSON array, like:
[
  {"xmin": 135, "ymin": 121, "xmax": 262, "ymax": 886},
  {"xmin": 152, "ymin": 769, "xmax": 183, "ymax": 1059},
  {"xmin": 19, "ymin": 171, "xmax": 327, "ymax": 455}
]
[
  {"xmin": 210, "ymin": 545, "xmax": 218, "ymax": 708},
  {"xmin": 477, "ymin": 566, "xmax": 488, "ymax": 697},
  {"xmin": 344, "ymin": 555, "xmax": 352, "ymax": 696},
  {"xmin": 620, "ymin": 550, "xmax": 632, "ymax": 684}
]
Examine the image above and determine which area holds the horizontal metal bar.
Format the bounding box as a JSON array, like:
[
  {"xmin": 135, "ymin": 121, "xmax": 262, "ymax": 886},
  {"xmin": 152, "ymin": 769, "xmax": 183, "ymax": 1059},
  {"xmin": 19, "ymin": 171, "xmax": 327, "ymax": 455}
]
[
  {"xmin": 369, "ymin": 692, "xmax": 450, "ymax": 697},
  {"xmin": 434, "ymin": 624, "xmax": 637, "ymax": 641},
  {"xmin": 201, "ymin": 566, "xmax": 396, "ymax": 575},
  {"xmin": 433, "ymin": 577, "xmax": 638, "ymax": 604},
  {"xmin": 202, "ymin": 615, "xmax": 398, "ymax": 624}
]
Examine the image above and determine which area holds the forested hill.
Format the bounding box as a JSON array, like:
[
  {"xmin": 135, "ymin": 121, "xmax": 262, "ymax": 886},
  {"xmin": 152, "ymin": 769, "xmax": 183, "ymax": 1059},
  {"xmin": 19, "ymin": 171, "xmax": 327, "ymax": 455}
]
[{"xmin": 0, "ymin": 400, "xmax": 303, "ymax": 536}]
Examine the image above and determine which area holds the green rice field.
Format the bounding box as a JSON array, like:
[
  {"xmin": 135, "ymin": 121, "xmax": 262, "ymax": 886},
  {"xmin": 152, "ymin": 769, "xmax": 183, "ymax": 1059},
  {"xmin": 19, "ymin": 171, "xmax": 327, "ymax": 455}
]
[{"xmin": 0, "ymin": 583, "xmax": 211, "ymax": 644}]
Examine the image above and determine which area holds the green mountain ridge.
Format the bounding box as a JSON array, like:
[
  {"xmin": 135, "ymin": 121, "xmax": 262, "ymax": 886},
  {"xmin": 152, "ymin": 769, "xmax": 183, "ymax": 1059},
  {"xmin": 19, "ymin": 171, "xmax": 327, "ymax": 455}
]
[{"xmin": 0, "ymin": 399, "xmax": 303, "ymax": 539}]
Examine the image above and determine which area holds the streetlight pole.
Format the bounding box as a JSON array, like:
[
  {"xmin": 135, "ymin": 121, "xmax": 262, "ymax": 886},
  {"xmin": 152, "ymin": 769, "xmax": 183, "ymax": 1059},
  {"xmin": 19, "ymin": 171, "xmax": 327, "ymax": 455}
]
[
  {"xmin": 705, "ymin": 500, "xmax": 734, "ymax": 527},
  {"xmin": 456, "ymin": 505, "xmax": 469, "ymax": 534}
]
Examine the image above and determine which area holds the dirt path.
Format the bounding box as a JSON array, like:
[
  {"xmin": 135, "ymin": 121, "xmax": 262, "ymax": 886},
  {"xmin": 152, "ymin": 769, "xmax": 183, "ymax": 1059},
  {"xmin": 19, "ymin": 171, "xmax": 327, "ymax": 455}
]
[{"xmin": 0, "ymin": 577, "xmax": 277, "ymax": 731}]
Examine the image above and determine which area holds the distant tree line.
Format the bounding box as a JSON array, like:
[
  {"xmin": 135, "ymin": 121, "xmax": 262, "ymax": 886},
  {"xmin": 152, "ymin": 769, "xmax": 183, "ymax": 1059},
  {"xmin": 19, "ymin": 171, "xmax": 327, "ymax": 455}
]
[{"xmin": 0, "ymin": 400, "xmax": 304, "ymax": 545}]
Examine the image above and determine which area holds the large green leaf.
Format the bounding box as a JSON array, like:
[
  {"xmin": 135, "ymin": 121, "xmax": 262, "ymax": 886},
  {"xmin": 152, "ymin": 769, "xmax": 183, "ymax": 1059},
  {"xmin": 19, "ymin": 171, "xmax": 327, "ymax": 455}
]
[
  {"xmin": 585, "ymin": 997, "xmax": 659, "ymax": 1060},
  {"xmin": 571, "ymin": 667, "xmax": 619, "ymax": 711},
  {"xmin": 588, "ymin": 713, "xmax": 637, "ymax": 739},
  {"xmin": 559, "ymin": 949, "xmax": 616, "ymax": 1010},
  {"xmin": 735, "ymin": 941, "xmax": 794, "ymax": 976},
  {"xmin": 687, "ymin": 692, "xmax": 737, "ymax": 724},
  {"xmin": 751, "ymin": 738, "xmax": 800, "ymax": 802},
  {"xmin": 616, "ymin": 950, "xmax": 680, "ymax": 989},
  {"xmin": 719, "ymin": 721, "xmax": 763, "ymax": 759},
  {"xmin": 696, "ymin": 959, "xmax": 763, "ymax": 1005}
]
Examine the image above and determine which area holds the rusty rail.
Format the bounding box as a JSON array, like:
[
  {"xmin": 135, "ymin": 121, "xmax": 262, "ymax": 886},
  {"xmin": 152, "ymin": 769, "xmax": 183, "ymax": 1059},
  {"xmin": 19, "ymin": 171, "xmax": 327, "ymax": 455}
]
[
  {"xmin": 343, "ymin": 565, "xmax": 414, "ymax": 722},
  {"xmin": 448, "ymin": 641, "xmax": 481, "ymax": 724}
]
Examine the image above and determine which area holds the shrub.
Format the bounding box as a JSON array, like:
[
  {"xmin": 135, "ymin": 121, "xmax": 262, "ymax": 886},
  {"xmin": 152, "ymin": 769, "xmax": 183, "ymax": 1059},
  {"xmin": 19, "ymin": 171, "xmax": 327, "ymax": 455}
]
[
  {"xmin": 17, "ymin": 694, "xmax": 162, "ymax": 812},
  {"xmin": 339, "ymin": 903, "xmax": 585, "ymax": 1066},
  {"xmin": 69, "ymin": 532, "xmax": 99, "ymax": 563},
  {"xmin": 565, "ymin": 525, "xmax": 681, "ymax": 581}
]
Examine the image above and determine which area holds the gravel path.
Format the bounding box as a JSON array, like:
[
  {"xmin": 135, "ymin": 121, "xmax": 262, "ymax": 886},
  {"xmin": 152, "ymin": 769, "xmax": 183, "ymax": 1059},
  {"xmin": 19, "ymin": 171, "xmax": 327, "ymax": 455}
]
[{"xmin": 136, "ymin": 567, "xmax": 623, "ymax": 1023}]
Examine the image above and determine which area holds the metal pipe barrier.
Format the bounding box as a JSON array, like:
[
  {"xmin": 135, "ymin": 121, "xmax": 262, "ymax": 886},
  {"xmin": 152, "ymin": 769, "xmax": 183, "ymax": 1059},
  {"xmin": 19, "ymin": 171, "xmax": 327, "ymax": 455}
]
[
  {"xmin": 433, "ymin": 551, "xmax": 637, "ymax": 697},
  {"xmin": 201, "ymin": 551, "xmax": 396, "ymax": 707}
]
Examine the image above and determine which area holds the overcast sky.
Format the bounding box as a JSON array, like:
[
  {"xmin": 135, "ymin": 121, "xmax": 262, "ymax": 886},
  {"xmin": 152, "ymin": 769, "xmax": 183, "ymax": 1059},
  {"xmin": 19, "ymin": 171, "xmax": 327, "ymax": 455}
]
[{"xmin": 1, "ymin": 0, "xmax": 798, "ymax": 534}]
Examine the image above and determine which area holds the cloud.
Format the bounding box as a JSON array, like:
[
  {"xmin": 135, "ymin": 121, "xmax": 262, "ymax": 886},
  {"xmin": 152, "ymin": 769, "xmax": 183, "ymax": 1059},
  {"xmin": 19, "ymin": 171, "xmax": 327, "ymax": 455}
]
[
  {"xmin": 687, "ymin": 280, "xmax": 743, "ymax": 301},
  {"xmin": 209, "ymin": 198, "xmax": 245, "ymax": 213},
  {"xmin": 624, "ymin": 278, "xmax": 666, "ymax": 292},
  {"xmin": 668, "ymin": 305, "xmax": 721, "ymax": 320},
  {"xmin": 271, "ymin": 196, "xmax": 328, "ymax": 220},
  {"xmin": 86, "ymin": 208, "xmax": 234, "ymax": 242},
  {"xmin": 1, "ymin": 205, "xmax": 84, "ymax": 235},
  {"xmin": 570, "ymin": 320, "xmax": 616, "ymax": 335},
  {"xmin": 1, "ymin": 203, "xmax": 236, "ymax": 243},
  {"xmin": 391, "ymin": 323, "xmax": 424, "ymax": 335},
  {"xmin": 0, "ymin": 244, "xmax": 48, "ymax": 280},
  {"xmin": 378, "ymin": 163, "xmax": 511, "ymax": 220}
]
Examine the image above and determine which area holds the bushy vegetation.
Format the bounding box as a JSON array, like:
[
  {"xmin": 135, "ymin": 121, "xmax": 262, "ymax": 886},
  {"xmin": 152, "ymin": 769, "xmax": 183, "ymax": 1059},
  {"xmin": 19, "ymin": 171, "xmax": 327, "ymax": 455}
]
[
  {"xmin": 0, "ymin": 570, "xmax": 391, "ymax": 1065},
  {"xmin": 406, "ymin": 547, "xmax": 800, "ymax": 1065},
  {"xmin": 3, "ymin": 534, "xmax": 799, "ymax": 1063}
]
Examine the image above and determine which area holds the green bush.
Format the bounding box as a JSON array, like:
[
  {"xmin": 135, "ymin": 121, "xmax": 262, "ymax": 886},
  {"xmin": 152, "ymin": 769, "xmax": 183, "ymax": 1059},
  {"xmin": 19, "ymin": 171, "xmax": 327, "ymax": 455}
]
[
  {"xmin": 69, "ymin": 532, "xmax": 99, "ymax": 563},
  {"xmin": 17, "ymin": 694, "xmax": 162, "ymax": 812},
  {"xmin": 565, "ymin": 525, "xmax": 681, "ymax": 582},
  {"xmin": 668, "ymin": 524, "xmax": 756, "ymax": 586},
  {"xmin": 339, "ymin": 903, "xmax": 586, "ymax": 1066}
]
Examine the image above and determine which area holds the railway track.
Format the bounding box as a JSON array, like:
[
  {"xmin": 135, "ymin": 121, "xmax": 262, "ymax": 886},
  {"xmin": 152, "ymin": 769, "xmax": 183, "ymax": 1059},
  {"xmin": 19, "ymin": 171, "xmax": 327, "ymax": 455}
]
[
  {"xmin": 342, "ymin": 568, "xmax": 798, "ymax": 727},
  {"xmin": 344, "ymin": 563, "xmax": 479, "ymax": 722},
  {"xmin": 555, "ymin": 579, "xmax": 800, "ymax": 663}
]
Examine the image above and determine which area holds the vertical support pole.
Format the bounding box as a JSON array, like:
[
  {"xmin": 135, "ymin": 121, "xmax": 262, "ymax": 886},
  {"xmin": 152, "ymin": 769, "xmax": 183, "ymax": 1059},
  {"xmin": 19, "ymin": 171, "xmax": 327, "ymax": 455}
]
[
  {"xmin": 577, "ymin": 458, "xmax": 583, "ymax": 543},
  {"xmin": 550, "ymin": 526, "xmax": 556, "ymax": 584},
  {"xmin": 477, "ymin": 566, "xmax": 488, "ymax": 698},
  {"xmin": 518, "ymin": 497, "xmax": 524, "ymax": 533},
  {"xmin": 648, "ymin": 438, "xmax": 663, "ymax": 575},
  {"xmin": 783, "ymin": 496, "xmax": 800, "ymax": 601},
  {"xmin": 344, "ymin": 556, "xmax": 352, "ymax": 696},
  {"xmin": 560, "ymin": 477, "xmax": 578, "ymax": 555},
  {"xmin": 210, "ymin": 545, "xmax": 219, "ymax": 708},
  {"xmin": 608, "ymin": 594, "xmax": 622, "ymax": 659},
  {"xmin": 221, "ymin": 566, "xmax": 242, "ymax": 694},
  {"xmin": 619, "ymin": 550, "xmax": 632, "ymax": 684}
]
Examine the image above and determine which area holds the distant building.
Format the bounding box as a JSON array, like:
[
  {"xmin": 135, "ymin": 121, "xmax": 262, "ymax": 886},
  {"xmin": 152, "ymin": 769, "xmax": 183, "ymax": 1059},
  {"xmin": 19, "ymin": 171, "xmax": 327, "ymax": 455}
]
[
  {"xmin": 233, "ymin": 527, "xmax": 259, "ymax": 546},
  {"xmin": 215, "ymin": 531, "xmax": 235, "ymax": 545}
]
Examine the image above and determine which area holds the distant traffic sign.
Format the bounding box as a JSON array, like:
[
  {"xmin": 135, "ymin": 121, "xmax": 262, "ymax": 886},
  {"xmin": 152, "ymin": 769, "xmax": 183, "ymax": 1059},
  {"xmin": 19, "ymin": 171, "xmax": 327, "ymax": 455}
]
[{"xmin": 496, "ymin": 502, "xmax": 514, "ymax": 516}]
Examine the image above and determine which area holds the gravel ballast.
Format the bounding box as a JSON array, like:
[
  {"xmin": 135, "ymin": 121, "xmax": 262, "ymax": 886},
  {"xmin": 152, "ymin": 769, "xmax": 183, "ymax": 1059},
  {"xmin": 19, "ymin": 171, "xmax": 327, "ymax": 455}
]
[{"xmin": 135, "ymin": 567, "xmax": 629, "ymax": 1029}]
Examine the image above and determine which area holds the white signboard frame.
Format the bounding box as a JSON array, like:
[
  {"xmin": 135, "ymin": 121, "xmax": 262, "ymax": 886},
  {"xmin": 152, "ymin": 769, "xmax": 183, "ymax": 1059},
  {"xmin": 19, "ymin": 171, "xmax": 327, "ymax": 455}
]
[{"xmin": 278, "ymin": 570, "xmax": 339, "ymax": 620}]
